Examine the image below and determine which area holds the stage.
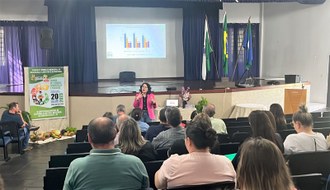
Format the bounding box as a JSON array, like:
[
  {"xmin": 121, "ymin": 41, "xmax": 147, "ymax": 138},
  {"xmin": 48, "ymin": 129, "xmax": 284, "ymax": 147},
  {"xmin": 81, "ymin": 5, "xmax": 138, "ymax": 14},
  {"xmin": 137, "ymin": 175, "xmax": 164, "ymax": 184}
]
[{"xmin": 0, "ymin": 79, "xmax": 311, "ymax": 132}]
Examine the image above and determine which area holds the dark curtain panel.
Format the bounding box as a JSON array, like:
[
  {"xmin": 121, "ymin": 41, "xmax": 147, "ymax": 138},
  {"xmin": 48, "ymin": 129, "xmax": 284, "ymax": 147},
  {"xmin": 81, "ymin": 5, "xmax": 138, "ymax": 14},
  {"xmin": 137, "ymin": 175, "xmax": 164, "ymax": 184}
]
[
  {"xmin": 219, "ymin": 23, "xmax": 260, "ymax": 83},
  {"xmin": 182, "ymin": 5, "xmax": 219, "ymax": 81},
  {"xmin": 46, "ymin": 0, "xmax": 98, "ymax": 83},
  {"xmin": 0, "ymin": 22, "xmax": 47, "ymax": 85}
]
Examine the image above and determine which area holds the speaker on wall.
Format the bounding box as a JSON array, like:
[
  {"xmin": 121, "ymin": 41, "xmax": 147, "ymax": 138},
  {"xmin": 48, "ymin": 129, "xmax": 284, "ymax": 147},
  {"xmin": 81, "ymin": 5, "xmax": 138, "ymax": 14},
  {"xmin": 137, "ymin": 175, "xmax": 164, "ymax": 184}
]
[{"xmin": 40, "ymin": 27, "xmax": 54, "ymax": 49}]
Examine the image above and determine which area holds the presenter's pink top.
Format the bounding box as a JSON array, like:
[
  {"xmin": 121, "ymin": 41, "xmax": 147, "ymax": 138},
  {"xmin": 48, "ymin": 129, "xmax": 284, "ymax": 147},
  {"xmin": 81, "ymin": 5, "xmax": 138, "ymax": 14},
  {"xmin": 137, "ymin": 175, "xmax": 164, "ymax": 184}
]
[{"xmin": 133, "ymin": 93, "xmax": 157, "ymax": 120}]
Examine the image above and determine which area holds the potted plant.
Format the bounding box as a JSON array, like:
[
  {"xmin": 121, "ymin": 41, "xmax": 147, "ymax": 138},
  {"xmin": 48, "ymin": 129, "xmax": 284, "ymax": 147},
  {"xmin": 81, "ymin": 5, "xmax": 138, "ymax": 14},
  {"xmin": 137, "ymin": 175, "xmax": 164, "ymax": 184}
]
[{"xmin": 195, "ymin": 97, "xmax": 208, "ymax": 113}]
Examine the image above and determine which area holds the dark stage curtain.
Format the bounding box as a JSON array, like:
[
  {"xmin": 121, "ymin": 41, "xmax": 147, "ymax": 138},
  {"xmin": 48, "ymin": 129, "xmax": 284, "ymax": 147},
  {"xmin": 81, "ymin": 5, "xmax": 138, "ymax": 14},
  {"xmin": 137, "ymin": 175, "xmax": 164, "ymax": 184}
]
[
  {"xmin": 219, "ymin": 23, "xmax": 260, "ymax": 83},
  {"xmin": 0, "ymin": 21, "xmax": 47, "ymax": 85},
  {"xmin": 183, "ymin": 6, "xmax": 220, "ymax": 81},
  {"xmin": 46, "ymin": 0, "xmax": 98, "ymax": 84}
]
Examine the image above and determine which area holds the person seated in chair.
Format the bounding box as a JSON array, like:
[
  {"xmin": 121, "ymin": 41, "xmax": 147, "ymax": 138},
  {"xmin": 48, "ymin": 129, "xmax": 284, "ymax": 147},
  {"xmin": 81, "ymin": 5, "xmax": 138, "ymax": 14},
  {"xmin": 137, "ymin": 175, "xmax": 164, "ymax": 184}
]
[
  {"xmin": 155, "ymin": 114, "xmax": 236, "ymax": 189},
  {"xmin": 203, "ymin": 104, "xmax": 227, "ymax": 134},
  {"xmin": 145, "ymin": 107, "xmax": 171, "ymax": 142},
  {"xmin": 63, "ymin": 117, "xmax": 149, "ymax": 190},
  {"xmin": 1, "ymin": 102, "xmax": 32, "ymax": 151},
  {"xmin": 237, "ymin": 137, "xmax": 296, "ymax": 190},
  {"xmin": 284, "ymin": 105, "xmax": 328, "ymax": 154}
]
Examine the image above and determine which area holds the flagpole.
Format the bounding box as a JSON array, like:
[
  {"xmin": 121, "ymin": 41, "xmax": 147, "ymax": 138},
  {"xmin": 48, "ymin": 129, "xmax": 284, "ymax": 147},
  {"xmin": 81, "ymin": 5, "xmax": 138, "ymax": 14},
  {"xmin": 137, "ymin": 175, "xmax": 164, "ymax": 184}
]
[
  {"xmin": 230, "ymin": 16, "xmax": 252, "ymax": 82},
  {"xmin": 204, "ymin": 15, "xmax": 220, "ymax": 80}
]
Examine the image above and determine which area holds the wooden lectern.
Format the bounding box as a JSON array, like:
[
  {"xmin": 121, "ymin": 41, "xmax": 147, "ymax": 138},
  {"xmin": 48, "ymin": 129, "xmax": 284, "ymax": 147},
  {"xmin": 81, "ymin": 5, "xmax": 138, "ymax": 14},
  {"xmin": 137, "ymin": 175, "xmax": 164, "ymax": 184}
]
[{"xmin": 284, "ymin": 89, "xmax": 307, "ymax": 114}]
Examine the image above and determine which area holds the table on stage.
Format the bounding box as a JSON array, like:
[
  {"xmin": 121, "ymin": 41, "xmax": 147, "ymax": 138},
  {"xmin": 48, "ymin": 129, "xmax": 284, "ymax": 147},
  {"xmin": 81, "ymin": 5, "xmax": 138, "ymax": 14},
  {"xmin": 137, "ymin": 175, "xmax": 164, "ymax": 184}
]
[{"xmin": 229, "ymin": 103, "xmax": 268, "ymax": 118}]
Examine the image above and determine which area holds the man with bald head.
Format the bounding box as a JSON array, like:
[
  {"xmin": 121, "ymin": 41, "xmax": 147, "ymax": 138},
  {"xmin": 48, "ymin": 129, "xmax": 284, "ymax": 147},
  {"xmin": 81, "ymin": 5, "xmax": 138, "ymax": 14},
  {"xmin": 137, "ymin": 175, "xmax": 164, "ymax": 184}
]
[
  {"xmin": 63, "ymin": 117, "xmax": 149, "ymax": 190},
  {"xmin": 203, "ymin": 104, "xmax": 227, "ymax": 134}
]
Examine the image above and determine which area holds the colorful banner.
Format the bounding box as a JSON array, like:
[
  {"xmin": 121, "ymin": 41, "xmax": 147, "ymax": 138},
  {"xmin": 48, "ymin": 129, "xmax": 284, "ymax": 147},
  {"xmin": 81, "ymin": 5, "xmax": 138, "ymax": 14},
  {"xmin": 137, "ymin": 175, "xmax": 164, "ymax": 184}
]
[{"xmin": 28, "ymin": 67, "xmax": 66, "ymax": 120}]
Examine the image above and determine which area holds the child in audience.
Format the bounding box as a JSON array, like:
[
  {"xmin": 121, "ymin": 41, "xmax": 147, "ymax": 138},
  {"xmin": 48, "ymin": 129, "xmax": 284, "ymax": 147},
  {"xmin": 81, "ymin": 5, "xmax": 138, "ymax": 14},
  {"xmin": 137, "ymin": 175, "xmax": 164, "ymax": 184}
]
[
  {"xmin": 284, "ymin": 105, "xmax": 328, "ymax": 154},
  {"xmin": 237, "ymin": 137, "xmax": 296, "ymax": 190}
]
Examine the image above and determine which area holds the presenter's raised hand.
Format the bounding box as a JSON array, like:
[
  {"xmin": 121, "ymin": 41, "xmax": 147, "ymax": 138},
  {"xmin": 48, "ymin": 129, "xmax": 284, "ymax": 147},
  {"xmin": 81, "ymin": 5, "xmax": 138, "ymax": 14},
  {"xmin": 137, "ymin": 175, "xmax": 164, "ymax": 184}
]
[{"xmin": 136, "ymin": 93, "xmax": 143, "ymax": 101}]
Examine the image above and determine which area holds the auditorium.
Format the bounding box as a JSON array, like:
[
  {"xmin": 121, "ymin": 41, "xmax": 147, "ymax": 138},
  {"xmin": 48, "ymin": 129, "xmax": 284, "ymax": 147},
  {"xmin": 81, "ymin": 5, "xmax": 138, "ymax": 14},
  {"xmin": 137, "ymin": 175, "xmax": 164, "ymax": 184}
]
[{"xmin": 0, "ymin": 0, "xmax": 330, "ymax": 189}]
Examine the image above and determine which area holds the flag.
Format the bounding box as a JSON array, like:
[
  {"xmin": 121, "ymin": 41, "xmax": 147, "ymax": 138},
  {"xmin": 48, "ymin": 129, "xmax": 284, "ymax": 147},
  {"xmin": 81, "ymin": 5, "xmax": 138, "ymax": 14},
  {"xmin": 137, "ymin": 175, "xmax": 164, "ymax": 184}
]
[
  {"xmin": 202, "ymin": 16, "xmax": 213, "ymax": 81},
  {"xmin": 222, "ymin": 13, "xmax": 228, "ymax": 76},
  {"xmin": 243, "ymin": 18, "xmax": 253, "ymax": 70}
]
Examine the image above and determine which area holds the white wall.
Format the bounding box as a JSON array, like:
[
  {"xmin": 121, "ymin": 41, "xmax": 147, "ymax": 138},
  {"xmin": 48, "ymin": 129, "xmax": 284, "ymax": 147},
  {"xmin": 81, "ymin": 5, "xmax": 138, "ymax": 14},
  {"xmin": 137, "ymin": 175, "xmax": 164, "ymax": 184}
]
[
  {"xmin": 0, "ymin": 0, "xmax": 47, "ymax": 21},
  {"xmin": 262, "ymin": 2, "xmax": 330, "ymax": 103},
  {"xmin": 221, "ymin": 3, "xmax": 261, "ymax": 23}
]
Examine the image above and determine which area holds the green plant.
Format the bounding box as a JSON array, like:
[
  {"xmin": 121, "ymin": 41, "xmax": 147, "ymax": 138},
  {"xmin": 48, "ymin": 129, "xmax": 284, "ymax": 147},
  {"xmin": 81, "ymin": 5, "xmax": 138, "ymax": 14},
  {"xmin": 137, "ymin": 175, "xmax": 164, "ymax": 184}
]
[
  {"xmin": 0, "ymin": 104, "xmax": 32, "ymax": 123},
  {"xmin": 195, "ymin": 97, "xmax": 208, "ymax": 113}
]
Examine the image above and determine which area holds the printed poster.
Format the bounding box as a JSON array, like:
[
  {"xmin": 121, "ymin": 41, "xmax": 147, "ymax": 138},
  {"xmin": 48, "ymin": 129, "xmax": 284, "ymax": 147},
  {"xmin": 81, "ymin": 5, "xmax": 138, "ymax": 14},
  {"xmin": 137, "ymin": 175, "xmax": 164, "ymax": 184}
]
[{"xmin": 28, "ymin": 67, "xmax": 66, "ymax": 120}]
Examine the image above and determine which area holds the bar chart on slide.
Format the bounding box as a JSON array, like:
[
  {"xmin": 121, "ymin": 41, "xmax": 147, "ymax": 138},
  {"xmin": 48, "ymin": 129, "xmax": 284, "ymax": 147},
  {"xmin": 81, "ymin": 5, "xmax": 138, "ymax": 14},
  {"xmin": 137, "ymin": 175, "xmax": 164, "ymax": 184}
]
[
  {"xmin": 106, "ymin": 24, "xmax": 166, "ymax": 59},
  {"xmin": 124, "ymin": 33, "xmax": 150, "ymax": 49}
]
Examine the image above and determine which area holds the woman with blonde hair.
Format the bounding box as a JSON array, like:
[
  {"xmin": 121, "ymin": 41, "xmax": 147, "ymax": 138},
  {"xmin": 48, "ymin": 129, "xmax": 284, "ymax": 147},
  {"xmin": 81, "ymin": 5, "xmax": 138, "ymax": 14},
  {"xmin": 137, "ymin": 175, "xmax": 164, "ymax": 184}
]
[
  {"xmin": 118, "ymin": 118, "xmax": 157, "ymax": 162},
  {"xmin": 237, "ymin": 137, "xmax": 295, "ymax": 190}
]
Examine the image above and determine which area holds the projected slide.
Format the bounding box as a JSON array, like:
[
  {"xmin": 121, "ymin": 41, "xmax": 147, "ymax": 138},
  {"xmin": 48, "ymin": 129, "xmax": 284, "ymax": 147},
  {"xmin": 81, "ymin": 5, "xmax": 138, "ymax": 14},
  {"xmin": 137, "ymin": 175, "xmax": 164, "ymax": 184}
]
[{"xmin": 106, "ymin": 24, "xmax": 166, "ymax": 59}]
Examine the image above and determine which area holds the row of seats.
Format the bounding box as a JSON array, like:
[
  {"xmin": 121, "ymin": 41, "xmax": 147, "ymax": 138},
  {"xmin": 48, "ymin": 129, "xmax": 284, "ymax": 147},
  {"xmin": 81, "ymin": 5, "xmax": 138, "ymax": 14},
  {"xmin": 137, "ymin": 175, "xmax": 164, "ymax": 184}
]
[{"xmin": 0, "ymin": 121, "xmax": 25, "ymax": 161}]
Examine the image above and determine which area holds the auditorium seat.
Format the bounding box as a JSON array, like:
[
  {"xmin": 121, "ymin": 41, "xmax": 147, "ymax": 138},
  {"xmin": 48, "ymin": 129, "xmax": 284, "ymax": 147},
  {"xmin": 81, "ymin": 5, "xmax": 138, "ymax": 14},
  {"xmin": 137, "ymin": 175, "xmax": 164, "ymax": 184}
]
[
  {"xmin": 156, "ymin": 148, "xmax": 170, "ymax": 160},
  {"xmin": 66, "ymin": 142, "xmax": 92, "ymax": 154},
  {"xmin": 0, "ymin": 126, "xmax": 13, "ymax": 161},
  {"xmin": 292, "ymin": 173, "xmax": 323, "ymax": 190},
  {"xmin": 322, "ymin": 111, "xmax": 330, "ymax": 118},
  {"xmin": 0, "ymin": 121, "xmax": 25, "ymax": 154},
  {"xmin": 48, "ymin": 153, "xmax": 89, "ymax": 168},
  {"xmin": 168, "ymin": 181, "xmax": 235, "ymax": 190},
  {"xmin": 43, "ymin": 167, "xmax": 68, "ymax": 190},
  {"xmin": 143, "ymin": 160, "xmax": 164, "ymax": 190},
  {"xmin": 287, "ymin": 151, "xmax": 330, "ymax": 190}
]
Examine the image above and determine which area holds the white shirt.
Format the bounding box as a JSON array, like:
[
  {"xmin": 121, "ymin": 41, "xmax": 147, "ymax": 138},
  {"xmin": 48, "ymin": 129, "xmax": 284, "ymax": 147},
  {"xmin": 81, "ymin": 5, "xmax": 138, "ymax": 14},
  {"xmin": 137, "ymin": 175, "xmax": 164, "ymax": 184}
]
[{"xmin": 284, "ymin": 132, "xmax": 328, "ymax": 154}]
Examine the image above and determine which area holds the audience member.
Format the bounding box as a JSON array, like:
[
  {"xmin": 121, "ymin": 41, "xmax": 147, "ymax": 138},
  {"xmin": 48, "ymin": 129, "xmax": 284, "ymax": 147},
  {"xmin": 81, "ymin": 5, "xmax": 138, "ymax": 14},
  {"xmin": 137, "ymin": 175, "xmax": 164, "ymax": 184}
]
[
  {"xmin": 155, "ymin": 120, "xmax": 236, "ymax": 189},
  {"xmin": 270, "ymin": 103, "xmax": 288, "ymax": 131},
  {"xmin": 264, "ymin": 110, "xmax": 284, "ymax": 145},
  {"xmin": 133, "ymin": 82, "xmax": 157, "ymax": 122},
  {"xmin": 232, "ymin": 110, "xmax": 284, "ymax": 169},
  {"xmin": 63, "ymin": 117, "xmax": 149, "ymax": 190},
  {"xmin": 152, "ymin": 107, "xmax": 185, "ymax": 150},
  {"xmin": 113, "ymin": 104, "xmax": 126, "ymax": 124},
  {"xmin": 169, "ymin": 113, "xmax": 212, "ymax": 156},
  {"xmin": 1, "ymin": 102, "xmax": 32, "ymax": 151},
  {"xmin": 114, "ymin": 114, "xmax": 129, "ymax": 145},
  {"xmin": 118, "ymin": 118, "xmax": 157, "ymax": 162},
  {"xmin": 145, "ymin": 107, "xmax": 170, "ymax": 142},
  {"xmin": 203, "ymin": 104, "xmax": 227, "ymax": 134},
  {"xmin": 131, "ymin": 108, "xmax": 150, "ymax": 133},
  {"xmin": 190, "ymin": 110, "xmax": 198, "ymax": 121},
  {"xmin": 102, "ymin": 112, "xmax": 114, "ymax": 122},
  {"xmin": 284, "ymin": 105, "xmax": 328, "ymax": 154},
  {"xmin": 237, "ymin": 137, "xmax": 295, "ymax": 190}
]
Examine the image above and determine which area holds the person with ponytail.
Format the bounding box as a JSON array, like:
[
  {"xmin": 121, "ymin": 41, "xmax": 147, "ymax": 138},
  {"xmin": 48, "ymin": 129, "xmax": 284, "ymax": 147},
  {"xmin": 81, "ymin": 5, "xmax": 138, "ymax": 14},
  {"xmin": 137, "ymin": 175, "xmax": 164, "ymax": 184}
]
[
  {"xmin": 155, "ymin": 113, "xmax": 236, "ymax": 189},
  {"xmin": 284, "ymin": 105, "xmax": 328, "ymax": 154}
]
